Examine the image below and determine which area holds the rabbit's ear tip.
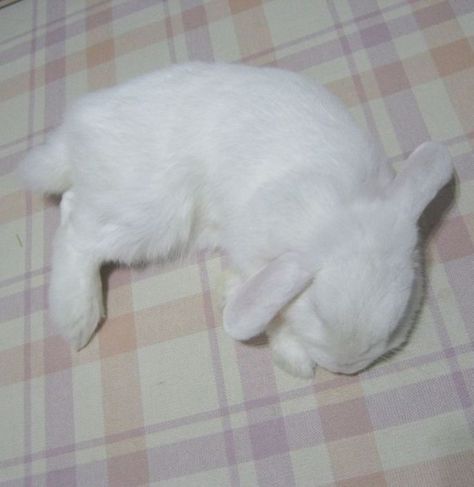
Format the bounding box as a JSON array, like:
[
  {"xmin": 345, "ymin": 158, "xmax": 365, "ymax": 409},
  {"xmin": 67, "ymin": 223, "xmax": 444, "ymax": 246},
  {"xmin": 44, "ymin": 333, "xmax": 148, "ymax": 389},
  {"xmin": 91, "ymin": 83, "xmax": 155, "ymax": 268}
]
[{"xmin": 387, "ymin": 141, "xmax": 454, "ymax": 220}]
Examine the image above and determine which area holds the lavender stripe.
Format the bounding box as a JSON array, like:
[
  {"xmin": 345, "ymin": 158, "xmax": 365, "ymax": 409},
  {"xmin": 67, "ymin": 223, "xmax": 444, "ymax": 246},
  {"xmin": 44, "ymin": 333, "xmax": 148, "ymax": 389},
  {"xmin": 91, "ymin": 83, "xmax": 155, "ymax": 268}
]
[
  {"xmin": 0, "ymin": 267, "xmax": 48, "ymax": 326},
  {"xmin": 364, "ymin": 344, "xmax": 474, "ymax": 379},
  {"xmin": 44, "ymin": 374, "xmax": 77, "ymax": 455},
  {"xmin": 352, "ymin": 2, "xmax": 399, "ymax": 68},
  {"xmin": 41, "ymin": 5, "xmax": 77, "ymax": 484},
  {"xmin": 197, "ymin": 254, "xmax": 240, "ymax": 486},
  {"xmin": 75, "ymin": 458, "xmax": 108, "ymax": 486},
  {"xmin": 444, "ymin": 256, "xmax": 474, "ymax": 343},
  {"xmin": 0, "ymin": 0, "xmax": 159, "ymax": 64},
  {"xmin": 355, "ymin": 0, "xmax": 474, "ymax": 439},
  {"xmin": 249, "ymin": 418, "xmax": 293, "ymax": 460},
  {"xmin": 451, "ymin": 0, "xmax": 474, "ymax": 16},
  {"xmin": 0, "ymin": 39, "xmax": 31, "ymax": 66},
  {"xmin": 388, "ymin": 10, "xmax": 419, "ymax": 37},
  {"xmin": 426, "ymin": 283, "xmax": 474, "ymax": 436},
  {"xmin": 46, "ymin": 465, "xmax": 76, "ymax": 487},
  {"xmin": 2, "ymin": 356, "xmax": 472, "ymax": 471},
  {"xmin": 275, "ymin": 38, "xmax": 344, "ymax": 72},
  {"xmin": 5, "ymin": 414, "xmax": 323, "ymax": 486},
  {"xmin": 350, "ymin": 0, "xmax": 383, "ymax": 17},
  {"xmin": 242, "ymin": 0, "xmax": 418, "ymax": 64},
  {"xmin": 451, "ymin": 146, "xmax": 474, "ymax": 180},
  {"xmin": 2, "ymin": 467, "xmax": 77, "ymax": 487},
  {"xmin": 151, "ymin": 416, "xmax": 322, "ymax": 482},
  {"xmin": 0, "ymin": 152, "xmax": 24, "ymax": 178},
  {"xmin": 163, "ymin": 0, "xmax": 177, "ymax": 63},
  {"xmin": 0, "ymin": 0, "xmax": 111, "ymax": 47},
  {"xmin": 0, "ymin": 364, "xmax": 347, "ymax": 468},
  {"xmin": 327, "ymin": 0, "xmax": 382, "ymax": 145},
  {"xmin": 0, "ymin": 480, "xmax": 24, "ymax": 487},
  {"xmin": 147, "ymin": 431, "xmax": 229, "ymax": 482},
  {"xmin": 234, "ymin": 331, "xmax": 296, "ymax": 484},
  {"xmin": 254, "ymin": 454, "xmax": 297, "ymax": 487},
  {"xmin": 0, "ymin": 267, "xmax": 50, "ymax": 290},
  {"xmin": 181, "ymin": 0, "xmax": 203, "ymax": 8},
  {"xmin": 180, "ymin": 18, "xmax": 236, "ymax": 485},
  {"xmin": 360, "ymin": 22, "xmax": 392, "ymax": 49},
  {"xmin": 0, "ymin": 0, "xmax": 409, "ymax": 65},
  {"xmin": 21, "ymin": 1, "xmax": 39, "ymax": 484},
  {"xmin": 367, "ymin": 374, "xmax": 463, "ymax": 428},
  {"xmin": 0, "ymin": 128, "xmax": 47, "ymax": 152},
  {"xmin": 181, "ymin": 1, "xmax": 214, "ymax": 62},
  {"xmin": 284, "ymin": 410, "xmax": 325, "ymax": 450},
  {"xmin": 233, "ymin": 293, "xmax": 296, "ymax": 480},
  {"xmin": 383, "ymin": 91, "xmax": 431, "ymax": 153}
]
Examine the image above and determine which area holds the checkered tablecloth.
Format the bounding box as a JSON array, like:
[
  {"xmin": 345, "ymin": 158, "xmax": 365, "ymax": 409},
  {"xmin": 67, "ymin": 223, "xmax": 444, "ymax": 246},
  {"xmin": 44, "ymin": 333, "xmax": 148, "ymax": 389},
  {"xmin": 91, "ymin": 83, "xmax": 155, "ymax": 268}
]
[{"xmin": 1, "ymin": 1, "xmax": 473, "ymax": 486}]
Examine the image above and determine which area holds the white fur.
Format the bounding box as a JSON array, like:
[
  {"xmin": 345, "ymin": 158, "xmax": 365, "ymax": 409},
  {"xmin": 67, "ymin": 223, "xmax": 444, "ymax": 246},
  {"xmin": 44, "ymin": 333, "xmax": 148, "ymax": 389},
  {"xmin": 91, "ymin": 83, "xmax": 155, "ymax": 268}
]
[{"xmin": 19, "ymin": 62, "xmax": 453, "ymax": 375}]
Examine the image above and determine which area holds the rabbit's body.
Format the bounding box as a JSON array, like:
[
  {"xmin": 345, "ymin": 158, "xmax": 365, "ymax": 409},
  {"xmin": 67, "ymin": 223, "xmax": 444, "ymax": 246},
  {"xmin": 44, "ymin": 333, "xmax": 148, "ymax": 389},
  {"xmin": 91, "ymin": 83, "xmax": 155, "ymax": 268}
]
[
  {"xmin": 33, "ymin": 63, "xmax": 391, "ymax": 267},
  {"xmin": 21, "ymin": 63, "xmax": 453, "ymax": 377}
]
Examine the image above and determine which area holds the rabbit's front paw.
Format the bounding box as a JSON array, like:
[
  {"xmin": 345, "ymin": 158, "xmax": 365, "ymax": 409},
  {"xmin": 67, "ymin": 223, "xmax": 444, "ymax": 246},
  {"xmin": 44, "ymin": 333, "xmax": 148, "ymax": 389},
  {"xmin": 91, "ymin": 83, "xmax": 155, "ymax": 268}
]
[
  {"xmin": 49, "ymin": 260, "xmax": 105, "ymax": 350},
  {"xmin": 51, "ymin": 289, "xmax": 104, "ymax": 350},
  {"xmin": 271, "ymin": 335, "xmax": 315, "ymax": 379}
]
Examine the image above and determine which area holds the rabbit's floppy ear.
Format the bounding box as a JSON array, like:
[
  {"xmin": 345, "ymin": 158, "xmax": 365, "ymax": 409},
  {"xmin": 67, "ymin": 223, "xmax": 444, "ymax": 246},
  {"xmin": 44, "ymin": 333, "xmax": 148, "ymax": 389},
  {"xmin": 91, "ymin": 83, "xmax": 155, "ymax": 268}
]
[
  {"xmin": 387, "ymin": 142, "xmax": 453, "ymax": 220},
  {"xmin": 223, "ymin": 252, "xmax": 313, "ymax": 341}
]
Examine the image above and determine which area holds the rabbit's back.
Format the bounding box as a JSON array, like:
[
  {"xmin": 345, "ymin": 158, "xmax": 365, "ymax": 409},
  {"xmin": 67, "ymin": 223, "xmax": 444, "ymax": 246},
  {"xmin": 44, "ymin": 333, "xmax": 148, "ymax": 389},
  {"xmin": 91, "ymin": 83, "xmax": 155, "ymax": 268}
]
[
  {"xmin": 61, "ymin": 63, "xmax": 392, "ymax": 264},
  {"xmin": 67, "ymin": 62, "xmax": 382, "ymax": 191}
]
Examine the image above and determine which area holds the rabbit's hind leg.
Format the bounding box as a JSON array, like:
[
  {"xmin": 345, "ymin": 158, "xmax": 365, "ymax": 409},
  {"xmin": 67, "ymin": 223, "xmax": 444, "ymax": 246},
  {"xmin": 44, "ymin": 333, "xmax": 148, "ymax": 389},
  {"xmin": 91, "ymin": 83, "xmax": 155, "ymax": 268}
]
[{"xmin": 49, "ymin": 192, "xmax": 104, "ymax": 349}]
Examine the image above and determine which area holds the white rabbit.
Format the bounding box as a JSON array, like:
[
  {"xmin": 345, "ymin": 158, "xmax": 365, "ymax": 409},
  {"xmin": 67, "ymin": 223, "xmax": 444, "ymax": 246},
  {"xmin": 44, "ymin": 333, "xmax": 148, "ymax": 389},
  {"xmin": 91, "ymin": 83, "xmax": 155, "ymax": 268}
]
[{"xmin": 19, "ymin": 62, "xmax": 453, "ymax": 377}]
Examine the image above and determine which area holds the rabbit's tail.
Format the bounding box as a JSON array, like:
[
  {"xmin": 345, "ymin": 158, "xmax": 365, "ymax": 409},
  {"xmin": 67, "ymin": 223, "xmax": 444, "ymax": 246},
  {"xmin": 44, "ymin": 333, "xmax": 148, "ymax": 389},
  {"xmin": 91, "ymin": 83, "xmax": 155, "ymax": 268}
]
[{"xmin": 19, "ymin": 128, "xmax": 72, "ymax": 194}]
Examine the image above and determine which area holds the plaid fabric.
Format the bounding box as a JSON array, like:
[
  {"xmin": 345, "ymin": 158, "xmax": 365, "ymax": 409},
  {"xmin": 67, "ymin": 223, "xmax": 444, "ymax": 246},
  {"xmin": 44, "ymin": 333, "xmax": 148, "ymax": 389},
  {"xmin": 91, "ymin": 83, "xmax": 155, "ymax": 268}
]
[{"xmin": 1, "ymin": 1, "xmax": 473, "ymax": 485}]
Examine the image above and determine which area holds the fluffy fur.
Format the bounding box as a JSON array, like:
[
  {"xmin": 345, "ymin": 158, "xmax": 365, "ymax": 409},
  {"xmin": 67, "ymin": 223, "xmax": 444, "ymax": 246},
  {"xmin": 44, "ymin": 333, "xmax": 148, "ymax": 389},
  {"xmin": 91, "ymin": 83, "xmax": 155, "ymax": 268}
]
[{"xmin": 19, "ymin": 62, "xmax": 453, "ymax": 376}]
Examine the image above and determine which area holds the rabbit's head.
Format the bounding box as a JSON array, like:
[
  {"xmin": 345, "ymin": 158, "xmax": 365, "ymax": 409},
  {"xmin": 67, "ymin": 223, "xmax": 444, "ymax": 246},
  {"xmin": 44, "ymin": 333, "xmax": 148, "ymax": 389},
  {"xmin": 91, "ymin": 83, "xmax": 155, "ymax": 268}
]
[
  {"xmin": 286, "ymin": 215, "xmax": 422, "ymax": 374},
  {"xmin": 224, "ymin": 142, "xmax": 453, "ymax": 374}
]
